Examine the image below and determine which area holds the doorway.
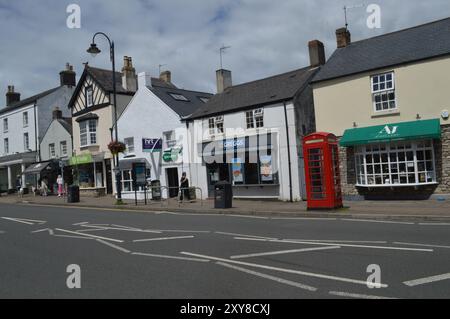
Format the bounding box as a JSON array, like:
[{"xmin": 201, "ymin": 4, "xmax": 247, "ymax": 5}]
[
  {"xmin": 166, "ymin": 167, "xmax": 179, "ymax": 198},
  {"xmin": 105, "ymin": 160, "xmax": 113, "ymax": 194}
]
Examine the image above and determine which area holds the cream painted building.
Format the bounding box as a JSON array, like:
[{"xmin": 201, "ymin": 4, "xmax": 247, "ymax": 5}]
[{"xmin": 312, "ymin": 18, "xmax": 450, "ymax": 200}]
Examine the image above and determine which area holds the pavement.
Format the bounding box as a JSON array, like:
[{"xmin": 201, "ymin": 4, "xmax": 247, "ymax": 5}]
[
  {"xmin": 1, "ymin": 203, "xmax": 450, "ymax": 299},
  {"xmin": 1, "ymin": 193, "xmax": 450, "ymax": 221}
]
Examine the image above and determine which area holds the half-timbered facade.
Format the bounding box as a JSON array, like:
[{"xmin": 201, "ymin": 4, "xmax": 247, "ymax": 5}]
[{"xmin": 68, "ymin": 57, "xmax": 137, "ymax": 196}]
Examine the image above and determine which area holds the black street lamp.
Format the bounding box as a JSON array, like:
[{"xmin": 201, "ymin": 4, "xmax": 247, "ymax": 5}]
[{"xmin": 87, "ymin": 32, "xmax": 122, "ymax": 203}]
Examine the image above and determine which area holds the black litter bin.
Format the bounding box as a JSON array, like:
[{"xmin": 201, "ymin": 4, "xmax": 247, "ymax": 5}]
[
  {"xmin": 151, "ymin": 180, "xmax": 161, "ymax": 200},
  {"xmin": 214, "ymin": 181, "xmax": 232, "ymax": 209},
  {"xmin": 67, "ymin": 185, "xmax": 80, "ymax": 203}
]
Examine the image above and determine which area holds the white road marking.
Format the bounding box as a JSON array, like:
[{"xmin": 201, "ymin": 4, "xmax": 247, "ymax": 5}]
[
  {"xmin": 403, "ymin": 273, "xmax": 450, "ymax": 287},
  {"xmin": 1, "ymin": 217, "xmax": 45, "ymax": 225},
  {"xmin": 393, "ymin": 242, "xmax": 450, "ymax": 249},
  {"xmin": 181, "ymin": 252, "xmax": 388, "ymax": 287},
  {"xmin": 110, "ymin": 224, "xmax": 142, "ymax": 230},
  {"xmin": 418, "ymin": 223, "xmax": 450, "ymax": 226},
  {"xmin": 76, "ymin": 228, "xmax": 109, "ymax": 232},
  {"xmin": 270, "ymin": 217, "xmax": 338, "ymax": 221},
  {"xmin": 80, "ymin": 224, "xmax": 161, "ymax": 233},
  {"xmin": 132, "ymin": 252, "xmax": 210, "ymax": 263},
  {"xmin": 55, "ymin": 228, "xmax": 123, "ymax": 243},
  {"xmin": 329, "ymin": 291, "xmax": 397, "ymax": 299},
  {"xmin": 227, "ymin": 215, "xmax": 269, "ymax": 220},
  {"xmin": 233, "ymin": 237, "xmax": 433, "ymax": 252},
  {"xmin": 133, "ymin": 235, "xmax": 194, "ymax": 242},
  {"xmin": 230, "ymin": 246, "xmax": 341, "ymax": 259},
  {"xmin": 284, "ymin": 239, "xmax": 388, "ymax": 244},
  {"xmin": 156, "ymin": 229, "xmax": 211, "ymax": 233},
  {"xmin": 31, "ymin": 228, "xmax": 54, "ymax": 235},
  {"xmin": 96, "ymin": 239, "xmax": 130, "ymax": 253},
  {"xmin": 216, "ymin": 262, "xmax": 317, "ymax": 292},
  {"xmin": 53, "ymin": 234, "xmax": 93, "ymax": 240},
  {"xmin": 341, "ymin": 219, "xmax": 415, "ymax": 225},
  {"xmin": 72, "ymin": 222, "xmax": 89, "ymax": 226},
  {"xmin": 215, "ymin": 231, "xmax": 277, "ymax": 240}
]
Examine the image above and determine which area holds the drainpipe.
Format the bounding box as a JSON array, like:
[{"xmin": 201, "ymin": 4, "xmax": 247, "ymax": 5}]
[
  {"xmin": 33, "ymin": 102, "xmax": 40, "ymax": 162},
  {"xmin": 283, "ymin": 101, "xmax": 293, "ymax": 202}
]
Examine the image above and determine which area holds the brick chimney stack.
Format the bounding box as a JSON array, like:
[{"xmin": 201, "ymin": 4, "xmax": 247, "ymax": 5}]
[
  {"xmin": 59, "ymin": 63, "xmax": 76, "ymax": 87},
  {"xmin": 216, "ymin": 69, "xmax": 232, "ymax": 93},
  {"xmin": 6, "ymin": 85, "xmax": 20, "ymax": 106},
  {"xmin": 308, "ymin": 40, "xmax": 326, "ymax": 67},
  {"xmin": 160, "ymin": 70, "xmax": 172, "ymax": 84},
  {"xmin": 122, "ymin": 56, "xmax": 137, "ymax": 92},
  {"xmin": 52, "ymin": 106, "xmax": 63, "ymax": 120},
  {"xmin": 336, "ymin": 28, "xmax": 351, "ymax": 48}
]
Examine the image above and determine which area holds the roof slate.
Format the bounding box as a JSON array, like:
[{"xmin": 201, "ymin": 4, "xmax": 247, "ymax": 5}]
[
  {"xmin": 313, "ymin": 17, "xmax": 450, "ymax": 83},
  {"xmin": 0, "ymin": 87, "xmax": 60, "ymax": 115},
  {"xmin": 189, "ymin": 66, "xmax": 319, "ymax": 119}
]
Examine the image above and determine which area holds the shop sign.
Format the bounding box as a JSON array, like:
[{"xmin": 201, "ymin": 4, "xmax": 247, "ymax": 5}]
[
  {"xmin": 69, "ymin": 153, "xmax": 93, "ymax": 165},
  {"xmin": 260, "ymin": 155, "xmax": 273, "ymax": 182},
  {"xmin": 231, "ymin": 158, "xmax": 243, "ymax": 183},
  {"xmin": 143, "ymin": 138, "xmax": 162, "ymax": 153},
  {"xmin": 223, "ymin": 138, "xmax": 245, "ymax": 150},
  {"xmin": 163, "ymin": 147, "xmax": 182, "ymax": 162}
]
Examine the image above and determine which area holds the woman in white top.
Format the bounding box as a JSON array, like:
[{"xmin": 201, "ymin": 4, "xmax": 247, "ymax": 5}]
[{"xmin": 57, "ymin": 175, "xmax": 64, "ymax": 197}]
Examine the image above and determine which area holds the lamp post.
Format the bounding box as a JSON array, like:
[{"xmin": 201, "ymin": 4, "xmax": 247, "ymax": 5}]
[{"xmin": 87, "ymin": 32, "xmax": 122, "ymax": 203}]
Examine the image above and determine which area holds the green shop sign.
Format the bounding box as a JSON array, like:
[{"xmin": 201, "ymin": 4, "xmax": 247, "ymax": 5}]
[
  {"xmin": 163, "ymin": 147, "xmax": 182, "ymax": 162},
  {"xmin": 69, "ymin": 153, "xmax": 93, "ymax": 165}
]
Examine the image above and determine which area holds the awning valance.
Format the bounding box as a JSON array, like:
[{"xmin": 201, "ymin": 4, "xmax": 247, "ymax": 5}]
[
  {"xmin": 22, "ymin": 161, "xmax": 52, "ymax": 175},
  {"xmin": 340, "ymin": 119, "xmax": 441, "ymax": 147}
]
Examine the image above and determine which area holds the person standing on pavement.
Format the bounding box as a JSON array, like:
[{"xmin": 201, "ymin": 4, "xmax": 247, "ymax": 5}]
[
  {"xmin": 41, "ymin": 178, "xmax": 48, "ymax": 196},
  {"xmin": 57, "ymin": 175, "xmax": 64, "ymax": 197},
  {"xmin": 179, "ymin": 172, "xmax": 190, "ymax": 201}
]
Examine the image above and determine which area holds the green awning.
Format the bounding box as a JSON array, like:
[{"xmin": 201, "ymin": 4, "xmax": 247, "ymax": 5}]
[
  {"xmin": 340, "ymin": 119, "xmax": 441, "ymax": 147},
  {"xmin": 69, "ymin": 153, "xmax": 93, "ymax": 165}
]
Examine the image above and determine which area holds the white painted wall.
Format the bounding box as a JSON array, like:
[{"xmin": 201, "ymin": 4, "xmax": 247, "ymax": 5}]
[
  {"xmin": 40, "ymin": 120, "xmax": 72, "ymax": 161},
  {"xmin": 188, "ymin": 101, "xmax": 302, "ymax": 201}
]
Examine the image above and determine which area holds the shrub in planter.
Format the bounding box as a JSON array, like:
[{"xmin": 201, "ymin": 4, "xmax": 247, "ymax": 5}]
[{"xmin": 108, "ymin": 141, "xmax": 126, "ymax": 155}]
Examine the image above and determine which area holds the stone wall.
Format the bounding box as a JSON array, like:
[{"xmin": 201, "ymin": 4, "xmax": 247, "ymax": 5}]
[{"xmin": 434, "ymin": 124, "xmax": 450, "ymax": 194}]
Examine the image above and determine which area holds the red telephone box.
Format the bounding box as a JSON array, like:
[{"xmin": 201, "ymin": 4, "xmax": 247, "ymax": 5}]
[{"xmin": 303, "ymin": 132, "xmax": 343, "ymax": 210}]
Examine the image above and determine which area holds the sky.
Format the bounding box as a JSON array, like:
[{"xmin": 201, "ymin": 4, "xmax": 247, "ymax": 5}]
[{"xmin": 0, "ymin": 0, "xmax": 449, "ymax": 100}]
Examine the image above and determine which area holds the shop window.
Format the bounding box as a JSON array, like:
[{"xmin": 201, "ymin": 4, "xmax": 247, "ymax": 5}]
[
  {"xmin": 371, "ymin": 72, "xmax": 396, "ymax": 112},
  {"xmin": 80, "ymin": 119, "xmax": 97, "ymax": 147},
  {"xmin": 355, "ymin": 140, "xmax": 436, "ymax": 186}
]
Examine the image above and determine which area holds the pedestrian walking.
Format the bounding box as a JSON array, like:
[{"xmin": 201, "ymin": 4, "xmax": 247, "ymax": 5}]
[
  {"xmin": 57, "ymin": 175, "xmax": 64, "ymax": 197},
  {"xmin": 41, "ymin": 178, "xmax": 48, "ymax": 197},
  {"xmin": 179, "ymin": 172, "xmax": 190, "ymax": 202}
]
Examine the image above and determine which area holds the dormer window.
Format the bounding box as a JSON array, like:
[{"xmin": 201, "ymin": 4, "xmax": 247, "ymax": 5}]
[
  {"xmin": 86, "ymin": 86, "xmax": 94, "ymax": 107},
  {"xmin": 371, "ymin": 72, "xmax": 396, "ymax": 112},
  {"xmin": 169, "ymin": 93, "xmax": 189, "ymax": 101}
]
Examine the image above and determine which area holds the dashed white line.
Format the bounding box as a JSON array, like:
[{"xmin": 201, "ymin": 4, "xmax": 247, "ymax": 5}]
[
  {"xmin": 284, "ymin": 239, "xmax": 388, "ymax": 244},
  {"xmin": 133, "ymin": 235, "xmax": 194, "ymax": 242},
  {"xmin": 31, "ymin": 228, "xmax": 54, "ymax": 235},
  {"xmin": 393, "ymin": 242, "xmax": 450, "ymax": 249},
  {"xmin": 233, "ymin": 237, "xmax": 434, "ymax": 252},
  {"xmin": 215, "ymin": 231, "xmax": 277, "ymax": 240},
  {"xmin": 216, "ymin": 262, "xmax": 317, "ymax": 292},
  {"xmin": 403, "ymin": 273, "xmax": 450, "ymax": 287},
  {"xmin": 230, "ymin": 246, "xmax": 340, "ymax": 259},
  {"xmin": 341, "ymin": 219, "xmax": 415, "ymax": 225},
  {"xmin": 55, "ymin": 228, "xmax": 123, "ymax": 243},
  {"xmin": 156, "ymin": 229, "xmax": 211, "ymax": 233},
  {"xmin": 53, "ymin": 234, "xmax": 93, "ymax": 240},
  {"xmin": 2, "ymin": 217, "xmax": 35, "ymax": 225},
  {"xmin": 329, "ymin": 291, "xmax": 397, "ymax": 299},
  {"xmin": 96, "ymin": 239, "xmax": 131, "ymax": 253},
  {"xmin": 132, "ymin": 252, "xmax": 210, "ymax": 263},
  {"xmin": 181, "ymin": 251, "xmax": 388, "ymax": 287},
  {"xmin": 80, "ymin": 224, "xmax": 161, "ymax": 233}
]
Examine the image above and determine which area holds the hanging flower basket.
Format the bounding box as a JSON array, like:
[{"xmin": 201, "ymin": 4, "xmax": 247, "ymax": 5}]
[{"xmin": 108, "ymin": 141, "xmax": 126, "ymax": 155}]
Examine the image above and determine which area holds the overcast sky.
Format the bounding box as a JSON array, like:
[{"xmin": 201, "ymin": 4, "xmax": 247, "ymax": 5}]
[{"xmin": 0, "ymin": 0, "xmax": 449, "ymax": 100}]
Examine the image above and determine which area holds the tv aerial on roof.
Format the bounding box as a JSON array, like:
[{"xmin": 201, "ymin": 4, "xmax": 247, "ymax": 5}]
[
  {"xmin": 343, "ymin": 3, "xmax": 365, "ymax": 29},
  {"xmin": 219, "ymin": 45, "xmax": 231, "ymax": 69}
]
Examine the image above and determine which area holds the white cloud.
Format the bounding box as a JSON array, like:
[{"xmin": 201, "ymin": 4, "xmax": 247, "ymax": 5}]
[{"xmin": 0, "ymin": 0, "xmax": 449, "ymax": 101}]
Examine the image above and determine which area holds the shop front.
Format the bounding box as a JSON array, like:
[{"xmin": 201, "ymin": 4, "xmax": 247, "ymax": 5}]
[
  {"xmin": 118, "ymin": 157, "xmax": 151, "ymax": 200},
  {"xmin": 339, "ymin": 118, "xmax": 444, "ymax": 199},
  {"xmin": 69, "ymin": 152, "xmax": 110, "ymax": 197},
  {"xmin": 202, "ymin": 132, "xmax": 280, "ymax": 199}
]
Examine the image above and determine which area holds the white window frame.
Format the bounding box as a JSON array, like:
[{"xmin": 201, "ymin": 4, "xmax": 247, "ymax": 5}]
[
  {"xmin": 371, "ymin": 72, "xmax": 397, "ymax": 112},
  {"xmin": 60, "ymin": 141, "xmax": 68, "ymax": 156},
  {"xmin": 124, "ymin": 137, "xmax": 135, "ymax": 154},
  {"xmin": 354, "ymin": 140, "xmax": 436, "ymax": 187},
  {"xmin": 163, "ymin": 131, "xmax": 176, "ymax": 148},
  {"xmin": 23, "ymin": 133, "xmax": 29, "ymax": 151},
  {"xmin": 208, "ymin": 118, "xmax": 215, "ymax": 136},
  {"xmin": 80, "ymin": 119, "xmax": 97, "ymax": 147},
  {"xmin": 246, "ymin": 108, "xmax": 264, "ymax": 129},
  {"xmin": 49, "ymin": 143, "xmax": 56, "ymax": 158},
  {"xmin": 86, "ymin": 86, "xmax": 94, "ymax": 107},
  {"xmin": 215, "ymin": 116, "xmax": 224, "ymax": 134},
  {"xmin": 23, "ymin": 112, "xmax": 29, "ymax": 127},
  {"xmin": 4, "ymin": 138, "xmax": 9, "ymax": 154},
  {"xmin": 3, "ymin": 118, "xmax": 8, "ymax": 133}
]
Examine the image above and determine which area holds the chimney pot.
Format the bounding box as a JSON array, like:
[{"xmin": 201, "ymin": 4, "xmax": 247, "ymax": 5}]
[
  {"xmin": 52, "ymin": 107, "xmax": 63, "ymax": 120},
  {"xmin": 5, "ymin": 85, "xmax": 20, "ymax": 106},
  {"xmin": 216, "ymin": 69, "xmax": 232, "ymax": 93},
  {"xmin": 308, "ymin": 40, "xmax": 326, "ymax": 67},
  {"xmin": 160, "ymin": 70, "xmax": 172, "ymax": 84},
  {"xmin": 59, "ymin": 63, "xmax": 76, "ymax": 87},
  {"xmin": 336, "ymin": 27, "xmax": 351, "ymax": 48},
  {"xmin": 122, "ymin": 56, "xmax": 137, "ymax": 92}
]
